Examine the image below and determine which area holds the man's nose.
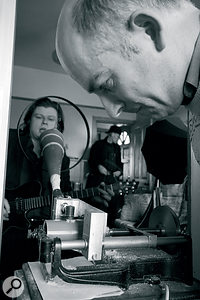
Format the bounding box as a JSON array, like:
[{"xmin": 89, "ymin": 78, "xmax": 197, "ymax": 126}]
[
  {"xmin": 100, "ymin": 96, "xmax": 125, "ymax": 118},
  {"xmin": 42, "ymin": 117, "xmax": 48, "ymax": 124}
]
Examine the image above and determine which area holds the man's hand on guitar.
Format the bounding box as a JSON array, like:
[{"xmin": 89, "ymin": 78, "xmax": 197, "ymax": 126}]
[
  {"xmin": 3, "ymin": 198, "xmax": 10, "ymax": 220},
  {"xmin": 113, "ymin": 170, "xmax": 121, "ymax": 178},
  {"xmin": 92, "ymin": 182, "xmax": 115, "ymax": 209},
  {"xmin": 98, "ymin": 164, "xmax": 110, "ymax": 176}
]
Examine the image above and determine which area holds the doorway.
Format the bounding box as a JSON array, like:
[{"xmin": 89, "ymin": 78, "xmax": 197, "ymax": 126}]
[{"xmin": 91, "ymin": 117, "xmax": 148, "ymax": 186}]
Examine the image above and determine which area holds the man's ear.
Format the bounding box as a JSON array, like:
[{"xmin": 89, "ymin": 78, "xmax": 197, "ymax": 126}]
[{"xmin": 128, "ymin": 10, "xmax": 165, "ymax": 52}]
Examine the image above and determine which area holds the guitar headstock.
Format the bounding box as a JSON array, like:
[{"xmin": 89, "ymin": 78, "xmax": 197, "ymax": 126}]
[{"xmin": 112, "ymin": 179, "xmax": 138, "ymax": 196}]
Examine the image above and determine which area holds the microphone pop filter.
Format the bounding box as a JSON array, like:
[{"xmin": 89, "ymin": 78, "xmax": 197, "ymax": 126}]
[{"xmin": 39, "ymin": 128, "xmax": 64, "ymax": 177}]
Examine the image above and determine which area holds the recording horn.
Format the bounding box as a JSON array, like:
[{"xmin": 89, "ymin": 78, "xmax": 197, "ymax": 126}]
[{"xmin": 39, "ymin": 128, "xmax": 65, "ymax": 192}]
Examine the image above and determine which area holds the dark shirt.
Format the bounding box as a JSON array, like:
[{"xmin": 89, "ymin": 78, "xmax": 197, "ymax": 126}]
[
  {"xmin": 88, "ymin": 137, "xmax": 122, "ymax": 173},
  {"xmin": 86, "ymin": 137, "xmax": 123, "ymax": 187}
]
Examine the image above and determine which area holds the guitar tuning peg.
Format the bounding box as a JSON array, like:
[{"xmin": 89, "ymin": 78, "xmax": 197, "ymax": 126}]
[{"xmin": 126, "ymin": 189, "xmax": 129, "ymax": 195}]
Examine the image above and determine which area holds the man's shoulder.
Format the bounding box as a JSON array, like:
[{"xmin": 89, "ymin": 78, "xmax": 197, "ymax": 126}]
[
  {"xmin": 8, "ymin": 128, "xmax": 30, "ymax": 149},
  {"xmin": 8, "ymin": 128, "xmax": 18, "ymax": 141},
  {"xmin": 9, "ymin": 128, "xmax": 17, "ymax": 134},
  {"xmin": 93, "ymin": 139, "xmax": 104, "ymax": 147}
]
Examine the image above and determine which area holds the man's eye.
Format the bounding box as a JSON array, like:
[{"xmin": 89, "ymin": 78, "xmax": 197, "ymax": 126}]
[
  {"xmin": 100, "ymin": 78, "xmax": 114, "ymax": 92},
  {"xmin": 48, "ymin": 117, "xmax": 56, "ymax": 122},
  {"xmin": 35, "ymin": 115, "xmax": 42, "ymax": 119}
]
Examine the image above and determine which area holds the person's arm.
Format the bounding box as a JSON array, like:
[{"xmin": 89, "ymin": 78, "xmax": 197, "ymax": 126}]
[
  {"xmin": 98, "ymin": 164, "xmax": 110, "ymax": 176},
  {"xmin": 91, "ymin": 141, "xmax": 111, "ymax": 175},
  {"xmin": 88, "ymin": 141, "xmax": 109, "ymax": 173},
  {"xmin": 89, "ymin": 182, "xmax": 115, "ymax": 209},
  {"xmin": 113, "ymin": 145, "xmax": 123, "ymax": 178},
  {"xmin": 113, "ymin": 170, "xmax": 121, "ymax": 178},
  {"xmin": 87, "ymin": 143, "xmax": 114, "ymax": 208}
]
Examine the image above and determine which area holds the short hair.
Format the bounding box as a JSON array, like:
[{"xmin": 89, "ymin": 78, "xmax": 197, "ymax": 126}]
[
  {"xmin": 22, "ymin": 97, "xmax": 64, "ymax": 134},
  {"xmin": 72, "ymin": 0, "xmax": 193, "ymax": 33},
  {"xmin": 71, "ymin": 0, "xmax": 193, "ymax": 59}
]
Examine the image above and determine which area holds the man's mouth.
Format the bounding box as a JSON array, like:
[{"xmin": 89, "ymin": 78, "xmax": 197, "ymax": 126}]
[{"xmin": 40, "ymin": 128, "xmax": 47, "ymax": 132}]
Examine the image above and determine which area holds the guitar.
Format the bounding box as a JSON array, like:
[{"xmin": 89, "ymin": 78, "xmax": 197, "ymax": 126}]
[{"xmin": 5, "ymin": 179, "xmax": 138, "ymax": 226}]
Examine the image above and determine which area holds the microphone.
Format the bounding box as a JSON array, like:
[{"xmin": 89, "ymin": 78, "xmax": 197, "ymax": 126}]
[{"xmin": 39, "ymin": 128, "xmax": 65, "ymax": 195}]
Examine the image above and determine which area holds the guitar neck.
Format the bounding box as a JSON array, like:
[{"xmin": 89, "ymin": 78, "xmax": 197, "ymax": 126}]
[
  {"xmin": 10, "ymin": 195, "xmax": 51, "ymax": 213},
  {"xmin": 10, "ymin": 186, "xmax": 105, "ymax": 213},
  {"xmin": 9, "ymin": 180, "xmax": 136, "ymax": 214},
  {"xmin": 66, "ymin": 186, "xmax": 102, "ymax": 199}
]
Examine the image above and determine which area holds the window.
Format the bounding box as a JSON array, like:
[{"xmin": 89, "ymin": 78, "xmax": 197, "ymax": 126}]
[{"xmin": 118, "ymin": 130, "xmax": 130, "ymax": 146}]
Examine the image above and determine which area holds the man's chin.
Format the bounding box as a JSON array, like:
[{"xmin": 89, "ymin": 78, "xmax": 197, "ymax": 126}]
[
  {"xmin": 135, "ymin": 109, "xmax": 168, "ymax": 128},
  {"xmin": 132, "ymin": 114, "xmax": 152, "ymax": 130}
]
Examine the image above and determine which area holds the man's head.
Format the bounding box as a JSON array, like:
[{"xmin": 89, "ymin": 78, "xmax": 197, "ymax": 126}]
[
  {"xmin": 22, "ymin": 97, "xmax": 64, "ymax": 140},
  {"xmin": 56, "ymin": 0, "xmax": 198, "ymax": 127},
  {"xmin": 107, "ymin": 125, "xmax": 122, "ymax": 144}
]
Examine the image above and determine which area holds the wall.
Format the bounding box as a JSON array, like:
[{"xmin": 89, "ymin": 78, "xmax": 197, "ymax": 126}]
[{"xmin": 12, "ymin": 66, "xmax": 101, "ymax": 108}]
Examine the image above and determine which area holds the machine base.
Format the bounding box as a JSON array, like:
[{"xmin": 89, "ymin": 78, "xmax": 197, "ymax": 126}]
[{"xmin": 15, "ymin": 262, "xmax": 200, "ymax": 300}]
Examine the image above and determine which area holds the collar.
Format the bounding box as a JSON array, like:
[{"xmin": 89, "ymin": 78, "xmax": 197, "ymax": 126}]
[{"xmin": 182, "ymin": 32, "xmax": 200, "ymax": 105}]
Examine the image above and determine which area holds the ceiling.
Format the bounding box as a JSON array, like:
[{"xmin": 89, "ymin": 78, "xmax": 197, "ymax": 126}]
[
  {"xmin": 14, "ymin": 0, "xmax": 66, "ymax": 74},
  {"xmin": 14, "ymin": 0, "xmax": 200, "ymax": 75}
]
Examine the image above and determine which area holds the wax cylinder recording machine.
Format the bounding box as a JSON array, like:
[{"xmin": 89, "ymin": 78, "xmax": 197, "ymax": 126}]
[{"xmin": 14, "ymin": 98, "xmax": 200, "ymax": 299}]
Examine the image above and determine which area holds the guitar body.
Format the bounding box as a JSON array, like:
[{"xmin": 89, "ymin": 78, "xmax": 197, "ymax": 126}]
[
  {"xmin": 4, "ymin": 181, "xmax": 44, "ymax": 230},
  {"xmin": 6, "ymin": 180, "xmax": 42, "ymax": 207},
  {"xmin": 1, "ymin": 182, "xmax": 43, "ymax": 278},
  {"xmin": 2, "ymin": 181, "xmax": 43, "ymax": 279}
]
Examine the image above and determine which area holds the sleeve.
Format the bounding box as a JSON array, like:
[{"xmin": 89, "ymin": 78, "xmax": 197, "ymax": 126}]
[
  {"xmin": 60, "ymin": 154, "xmax": 72, "ymax": 192},
  {"xmin": 88, "ymin": 141, "xmax": 102, "ymax": 172}
]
